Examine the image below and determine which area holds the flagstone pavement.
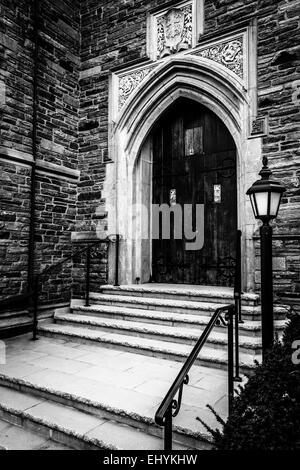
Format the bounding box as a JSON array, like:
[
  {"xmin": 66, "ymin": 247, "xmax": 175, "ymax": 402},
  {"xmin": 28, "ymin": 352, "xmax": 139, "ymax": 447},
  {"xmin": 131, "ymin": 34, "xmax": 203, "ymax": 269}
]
[{"xmin": 0, "ymin": 334, "xmax": 246, "ymax": 440}]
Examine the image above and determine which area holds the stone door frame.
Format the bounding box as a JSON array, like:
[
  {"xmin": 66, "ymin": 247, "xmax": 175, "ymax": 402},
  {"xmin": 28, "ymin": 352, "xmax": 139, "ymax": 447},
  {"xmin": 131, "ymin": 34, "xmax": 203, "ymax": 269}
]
[{"xmin": 104, "ymin": 28, "xmax": 264, "ymax": 292}]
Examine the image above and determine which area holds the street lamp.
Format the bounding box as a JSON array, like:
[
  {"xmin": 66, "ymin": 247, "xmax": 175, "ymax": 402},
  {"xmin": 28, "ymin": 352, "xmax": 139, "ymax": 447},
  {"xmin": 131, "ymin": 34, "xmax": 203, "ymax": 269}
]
[{"xmin": 247, "ymin": 157, "xmax": 285, "ymax": 360}]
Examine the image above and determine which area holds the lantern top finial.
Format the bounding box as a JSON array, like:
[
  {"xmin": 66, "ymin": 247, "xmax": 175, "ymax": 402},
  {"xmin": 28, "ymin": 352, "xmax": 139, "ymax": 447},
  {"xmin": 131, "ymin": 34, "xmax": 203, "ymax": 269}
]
[{"xmin": 259, "ymin": 157, "xmax": 272, "ymax": 180}]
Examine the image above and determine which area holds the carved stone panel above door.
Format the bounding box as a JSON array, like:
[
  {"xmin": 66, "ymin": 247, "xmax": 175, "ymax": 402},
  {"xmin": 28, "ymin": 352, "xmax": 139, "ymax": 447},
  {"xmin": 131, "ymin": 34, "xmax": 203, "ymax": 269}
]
[
  {"xmin": 147, "ymin": 0, "xmax": 204, "ymax": 61},
  {"xmin": 192, "ymin": 36, "xmax": 244, "ymax": 79},
  {"xmin": 119, "ymin": 66, "xmax": 157, "ymax": 109},
  {"xmin": 157, "ymin": 5, "xmax": 193, "ymax": 58}
]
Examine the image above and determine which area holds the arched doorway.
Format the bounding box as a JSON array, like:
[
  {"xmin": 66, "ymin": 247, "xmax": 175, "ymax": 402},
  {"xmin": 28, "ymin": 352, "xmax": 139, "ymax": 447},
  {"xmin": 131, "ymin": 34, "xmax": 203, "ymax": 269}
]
[
  {"xmin": 151, "ymin": 98, "xmax": 237, "ymax": 286},
  {"xmin": 104, "ymin": 55, "xmax": 262, "ymax": 291}
]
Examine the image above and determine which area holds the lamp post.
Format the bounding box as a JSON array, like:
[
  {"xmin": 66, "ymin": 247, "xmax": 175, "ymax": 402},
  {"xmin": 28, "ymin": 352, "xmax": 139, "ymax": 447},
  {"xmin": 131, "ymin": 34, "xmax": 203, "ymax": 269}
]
[{"xmin": 247, "ymin": 157, "xmax": 285, "ymax": 360}]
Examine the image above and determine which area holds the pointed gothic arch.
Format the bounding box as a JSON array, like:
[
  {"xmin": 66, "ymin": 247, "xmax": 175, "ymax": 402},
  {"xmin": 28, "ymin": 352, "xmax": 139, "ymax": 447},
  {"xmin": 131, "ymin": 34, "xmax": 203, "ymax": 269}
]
[{"xmin": 103, "ymin": 55, "xmax": 262, "ymax": 290}]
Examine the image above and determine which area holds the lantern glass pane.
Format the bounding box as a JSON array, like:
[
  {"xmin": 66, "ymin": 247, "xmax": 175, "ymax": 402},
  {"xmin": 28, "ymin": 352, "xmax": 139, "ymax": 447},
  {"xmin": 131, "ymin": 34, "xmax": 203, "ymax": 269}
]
[
  {"xmin": 255, "ymin": 191, "xmax": 269, "ymax": 217},
  {"xmin": 250, "ymin": 194, "xmax": 258, "ymax": 217},
  {"xmin": 270, "ymin": 192, "xmax": 281, "ymax": 217}
]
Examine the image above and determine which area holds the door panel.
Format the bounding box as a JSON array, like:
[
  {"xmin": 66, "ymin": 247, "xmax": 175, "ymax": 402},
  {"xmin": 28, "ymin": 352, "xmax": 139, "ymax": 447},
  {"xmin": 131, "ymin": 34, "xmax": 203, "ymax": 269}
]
[{"xmin": 152, "ymin": 99, "xmax": 237, "ymax": 286}]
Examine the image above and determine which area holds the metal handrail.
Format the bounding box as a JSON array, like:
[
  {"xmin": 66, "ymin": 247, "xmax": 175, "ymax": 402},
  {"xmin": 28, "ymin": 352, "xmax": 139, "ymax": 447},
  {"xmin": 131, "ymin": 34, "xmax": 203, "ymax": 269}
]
[
  {"xmin": 234, "ymin": 230, "xmax": 242, "ymax": 322},
  {"xmin": 0, "ymin": 235, "xmax": 121, "ymax": 340},
  {"xmin": 32, "ymin": 240, "xmax": 108, "ymax": 340},
  {"xmin": 31, "ymin": 236, "xmax": 120, "ymax": 340},
  {"xmin": 234, "ymin": 229, "xmax": 242, "ymax": 382},
  {"xmin": 155, "ymin": 303, "xmax": 235, "ymax": 450},
  {"xmin": 39, "ymin": 241, "xmax": 101, "ymax": 280},
  {"xmin": 0, "ymin": 242, "xmax": 101, "ymax": 313}
]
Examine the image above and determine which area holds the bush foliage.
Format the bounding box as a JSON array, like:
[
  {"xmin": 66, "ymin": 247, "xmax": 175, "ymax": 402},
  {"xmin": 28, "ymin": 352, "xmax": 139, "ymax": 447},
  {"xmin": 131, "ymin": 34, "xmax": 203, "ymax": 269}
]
[{"xmin": 208, "ymin": 315, "xmax": 300, "ymax": 450}]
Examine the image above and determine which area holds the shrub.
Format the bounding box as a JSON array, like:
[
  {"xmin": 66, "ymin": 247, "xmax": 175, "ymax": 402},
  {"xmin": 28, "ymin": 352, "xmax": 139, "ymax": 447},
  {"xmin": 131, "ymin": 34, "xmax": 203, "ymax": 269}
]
[{"xmin": 203, "ymin": 315, "xmax": 300, "ymax": 450}]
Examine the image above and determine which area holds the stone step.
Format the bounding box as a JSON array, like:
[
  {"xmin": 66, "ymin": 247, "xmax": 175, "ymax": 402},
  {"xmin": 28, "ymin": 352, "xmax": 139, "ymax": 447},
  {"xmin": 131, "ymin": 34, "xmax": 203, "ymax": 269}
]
[
  {"xmin": 0, "ymin": 385, "xmax": 177, "ymax": 450},
  {"xmin": 87, "ymin": 293, "xmax": 287, "ymax": 321},
  {"xmin": 0, "ymin": 304, "xmax": 69, "ymax": 339},
  {"xmin": 0, "ymin": 378, "xmax": 205, "ymax": 450},
  {"xmin": 55, "ymin": 313, "xmax": 262, "ymax": 354},
  {"xmin": 0, "ymin": 310, "xmax": 30, "ymax": 321},
  {"xmin": 100, "ymin": 284, "xmax": 260, "ymax": 306},
  {"xmin": 0, "ymin": 314, "xmax": 33, "ymax": 339},
  {"xmin": 0, "ymin": 316, "xmax": 32, "ymax": 330},
  {"xmin": 38, "ymin": 323, "xmax": 257, "ymax": 373},
  {"xmin": 71, "ymin": 304, "xmax": 287, "ymax": 337},
  {"xmin": 0, "ymin": 418, "xmax": 70, "ymax": 450}
]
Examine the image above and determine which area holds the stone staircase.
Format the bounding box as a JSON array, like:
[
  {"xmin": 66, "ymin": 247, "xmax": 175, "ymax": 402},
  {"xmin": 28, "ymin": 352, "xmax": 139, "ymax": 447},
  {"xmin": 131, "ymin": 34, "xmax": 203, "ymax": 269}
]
[
  {"xmin": 39, "ymin": 284, "xmax": 287, "ymax": 373},
  {"xmin": 0, "ymin": 284, "xmax": 288, "ymax": 450}
]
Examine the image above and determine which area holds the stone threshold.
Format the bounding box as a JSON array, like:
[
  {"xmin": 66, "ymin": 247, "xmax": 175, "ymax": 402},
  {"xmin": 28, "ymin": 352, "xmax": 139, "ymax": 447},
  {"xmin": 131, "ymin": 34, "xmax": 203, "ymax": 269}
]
[{"xmin": 100, "ymin": 283, "xmax": 260, "ymax": 303}]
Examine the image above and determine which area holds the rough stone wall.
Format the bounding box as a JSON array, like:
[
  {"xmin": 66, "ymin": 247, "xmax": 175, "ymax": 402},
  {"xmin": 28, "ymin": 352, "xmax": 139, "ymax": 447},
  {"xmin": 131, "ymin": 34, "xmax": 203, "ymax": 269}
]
[
  {"xmin": 0, "ymin": 1, "xmax": 33, "ymax": 298},
  {"xmin": 0, "ymin": 0, "xmax": 81, "ymax": 304},
  {"xmin": 0, "ymin": 0, "xmax": 299, "ymax": 307},
  {"xmin": 37, "ymin": 0, "xmax": 80, "ymax": 168},
  {"xmin": 77, "ymin": 0, "xmax": 166, "ymax": 232},
  {"xmin": 254, "ymin": 0, "xmax": 300, "ymax": 308},
  {"xmin": 34, "ymin": 0, "xmax": 81, "ymax": 304},
  {"xmin": 0, "ymin": 161, "xmax": 31, "ymax": 297}
]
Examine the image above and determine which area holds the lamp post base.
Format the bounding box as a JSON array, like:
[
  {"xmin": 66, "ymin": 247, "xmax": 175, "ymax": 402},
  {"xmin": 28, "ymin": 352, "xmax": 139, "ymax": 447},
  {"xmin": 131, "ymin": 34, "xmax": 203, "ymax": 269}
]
[{"xmin": 260, "ymin": 222, "xmax": 274, "ymax": 361}]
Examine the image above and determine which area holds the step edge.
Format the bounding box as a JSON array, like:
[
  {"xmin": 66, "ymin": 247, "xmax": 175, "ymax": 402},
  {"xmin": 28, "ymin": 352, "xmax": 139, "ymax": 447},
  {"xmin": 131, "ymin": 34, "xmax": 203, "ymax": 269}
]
[
  {"xmin": 89, "ymin": 296, "xmax": 288, "ymax": 312},
  {"xmin": 72, "ymin": 307, "xmax": 287, "ymax": 330},
  {"xmin": 38, "ymin": 325, "xmax": 256, "ymax": 368},
  {"xmin": 0, "ymin": 401, "xmax": 118, "ymax": 450},
  {"xmin": 88, "ymin": 294, "xmax": 227, "ymax": 309},
  {"xmin": 99, "ymin": 285, "xmax": 259, "ymax": 302},
  {"xmin": 55, "ymin": 315, "xmax": 263, "ymax": 348},
  {"xmin": 0, "ymin": 375, "xmax": 212, "ymax": 445}
]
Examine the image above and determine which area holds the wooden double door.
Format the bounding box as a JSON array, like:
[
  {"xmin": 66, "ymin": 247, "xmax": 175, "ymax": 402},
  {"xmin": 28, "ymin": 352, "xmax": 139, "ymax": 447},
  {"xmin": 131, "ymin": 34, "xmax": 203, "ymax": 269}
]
[{"xmin": 151, "ymin": 98, "xmax": 237, "ymax": 287}]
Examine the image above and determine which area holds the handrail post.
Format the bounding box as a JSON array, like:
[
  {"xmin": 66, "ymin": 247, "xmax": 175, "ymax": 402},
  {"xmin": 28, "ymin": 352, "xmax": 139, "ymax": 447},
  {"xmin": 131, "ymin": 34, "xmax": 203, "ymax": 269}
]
[
  {"xmin": 32, "ymin": 276, "xmax": 39, "ymax": 341},
  {"xmin": 85, "ymin": 244, "xmax": 91, "ymax": 307},
  {"xmin": 234, "ymin": 230, "xmax": 242, "ymax": 382},
  {"xmin": 235, "ymin": 230, "xmax": 243, "ymax": 324},
  {"xmin": 234, "ymin": 299, "xmax": 242, "ymax": 382},
  {"xmin": 164, "ymin": 404, "xmax": 173, "ymax": 451},
  {"xmin": 227, "ymin": 306, "xmax": 234, "ymax": 416},
  {"xmin": 114, "ymin": 234, "xmax": 120, "ymax": 287}
]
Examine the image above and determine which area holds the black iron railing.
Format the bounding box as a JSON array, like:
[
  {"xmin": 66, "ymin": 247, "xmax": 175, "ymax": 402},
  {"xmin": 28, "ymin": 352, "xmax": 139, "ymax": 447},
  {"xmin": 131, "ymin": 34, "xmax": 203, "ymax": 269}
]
[
  {"xmin": 0, "ymin": 235, "xmax": 121, "ymax": 340},
  {"xmin": 155, "ymin": 303, "xmax": 235, "ymax": 450},
  {"xmin": 234, "ymin": 230, "xmax": 242, "ymax": 322},
  {"xmin": 31, "ymin": 240, "xmax": 104, "ymax": 341},
  {"xmin": 234, "ymin": 229, "xmax": 243, "ymax": 381},
  {"xmin": 31, "ymin": 236, "xmax": 120, "ymax": 340},
  {"xmin": 155, "ymin": 229, "xmax": 243, "ymax": 449}
]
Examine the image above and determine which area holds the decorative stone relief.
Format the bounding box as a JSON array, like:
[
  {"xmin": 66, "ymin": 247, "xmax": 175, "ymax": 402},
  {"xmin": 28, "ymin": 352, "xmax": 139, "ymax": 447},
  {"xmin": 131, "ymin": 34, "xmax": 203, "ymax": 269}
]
[
  {"xmin": 119, "ymin": 67, "xmax": 156, "ymax": 109},
  {"xmin": 147, "ymin": 0, "xmax": 204, "ymax": 61},
  {"xmin": 249, "ymin": 116, "xmax": 269, "ymax": 138},
  {"xmin": 156, "ymin": 5, "xmax": 193, "ymax": 59},
  {"xmin": 192, "ymin": 37, "xmax": 244, "ymax": 79}
]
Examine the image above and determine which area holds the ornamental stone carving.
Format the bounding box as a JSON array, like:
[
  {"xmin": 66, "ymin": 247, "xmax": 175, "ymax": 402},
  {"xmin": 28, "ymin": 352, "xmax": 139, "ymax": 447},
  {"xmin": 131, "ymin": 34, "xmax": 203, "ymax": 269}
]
[
  {"xmin": 119, "ymin": 67, "xmax": 156, "ymax": 109},
  {"xmin": 249, "ymin": 117, "xmax": 268, "ymax": 138},
  {"xmin": 157, "ymin": 5, "xmax": 193, "ymax": 59},
  {"xmin": 192, "ymin": 37, "xmax": 244, "ymax": 79}
]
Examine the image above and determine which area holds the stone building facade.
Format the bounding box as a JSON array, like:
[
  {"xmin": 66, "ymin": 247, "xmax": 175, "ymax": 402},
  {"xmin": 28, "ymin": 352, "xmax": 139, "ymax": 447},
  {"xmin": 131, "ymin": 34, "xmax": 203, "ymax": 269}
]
[{"xmin": 0, "ymin": 0, "xmax": 299, "ymax": 313}]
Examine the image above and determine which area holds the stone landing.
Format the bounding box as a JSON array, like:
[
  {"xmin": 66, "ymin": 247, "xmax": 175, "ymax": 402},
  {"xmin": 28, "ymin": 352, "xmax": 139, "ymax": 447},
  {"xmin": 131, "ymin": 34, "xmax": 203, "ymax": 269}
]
[{"xmin": 0, "ymin": 334, "xmax": 241, "ymax": 450}]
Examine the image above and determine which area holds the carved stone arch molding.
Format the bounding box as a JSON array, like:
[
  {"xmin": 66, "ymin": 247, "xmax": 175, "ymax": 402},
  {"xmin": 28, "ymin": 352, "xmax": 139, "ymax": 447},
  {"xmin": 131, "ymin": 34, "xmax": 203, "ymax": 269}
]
[
  {"xmin": 114, "ymin": 56, "xmax": 245, "ymax": 158},
  {"xmin": 104, "ymin": 27, "xmax": 263, "ymax": 292}
]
